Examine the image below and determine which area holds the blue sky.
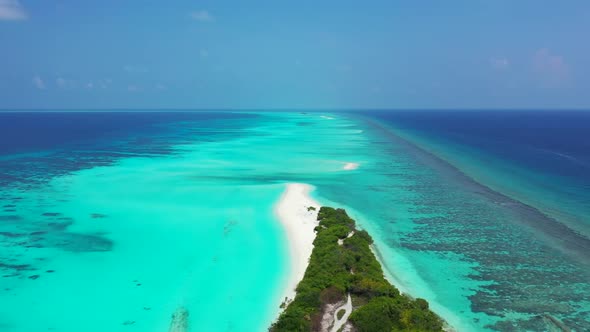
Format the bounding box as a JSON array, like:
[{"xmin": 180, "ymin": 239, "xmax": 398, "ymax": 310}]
[{"xmin": 1, "ymin": 0, "xmax": 589, "ymax": 109}]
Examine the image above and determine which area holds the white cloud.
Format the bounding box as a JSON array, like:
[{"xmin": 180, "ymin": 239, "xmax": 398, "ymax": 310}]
[
  {"xmin": 490, "ymin": 57, "xmax": 509, "ymax": 70},
  {"xmin": 0, "ymin": 0, "xmax": 27, "ymax": 21},
  {"xmin": 93, "ymin": 78, "xmax": 112, "ymax": 89},
  {"xmin": 532, "ymin": 48, "xmax": 570, "ymax": 86},
  {"xmin": 33, "ymin": 76, "xmax": 110, "ymax": 90},
  {"xmin": 100, "ymin": 79, "xmax": 111, "ymax": 88},
  {"xmin": 56, "ymin": 77, "xmax": 67, "ymax": 88},
  {"xmin": 190, "ymin": 10, "xmax": 214, "ymax": 22},
  {"xmin": 32, "ymin": 76, "xmax": 46, "ymax": 89},
  {"xmin": 56, "ymin": 77, "xmax": 77, "ymax": 89}
]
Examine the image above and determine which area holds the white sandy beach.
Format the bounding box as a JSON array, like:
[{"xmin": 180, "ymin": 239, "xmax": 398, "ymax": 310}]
[
  {"xmin": 274, "ymin": 183, "xmax": 321, "ymax": 305},
  {"xmin": 272, "ymin": 182, "xmax": 460, "ymax": 332}
]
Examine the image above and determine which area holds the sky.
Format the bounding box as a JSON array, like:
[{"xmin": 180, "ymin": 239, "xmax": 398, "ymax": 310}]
[{"xmin": 1, "ymin": 0, "xmax": 589, "ymax": 110}]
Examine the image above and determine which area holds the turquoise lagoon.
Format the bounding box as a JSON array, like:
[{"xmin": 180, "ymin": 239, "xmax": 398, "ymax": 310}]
[
  {"xmin": 0, "ymin": 112, "xmax": 367, "ymax": 331},
  {"xmin": 1, "ymin": 111, "xmax": 589, "ymax": 331}
]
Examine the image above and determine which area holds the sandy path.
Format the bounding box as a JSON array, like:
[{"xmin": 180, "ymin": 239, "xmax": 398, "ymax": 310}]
[{"xmin": 330, "ymin": 294, "xmax": 352, "ymax": 332}]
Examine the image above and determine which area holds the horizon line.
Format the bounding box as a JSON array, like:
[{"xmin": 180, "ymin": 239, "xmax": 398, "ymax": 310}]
[{"xmin": 0, "ymin": 108, "xmax": 589, "ymax": 112}]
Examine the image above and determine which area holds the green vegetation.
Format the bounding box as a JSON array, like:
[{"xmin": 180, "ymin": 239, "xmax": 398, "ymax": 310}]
[
  {"xmin": 307, "ymin": 206, "xmax": 317, "ymax": 211},
  {"xmin": 336, "ymin": 309, "xmax": 346, "ymax": 320},
  {"xmin": 270, "ymin": 207, "xmax": 443, "ymax": 332}
]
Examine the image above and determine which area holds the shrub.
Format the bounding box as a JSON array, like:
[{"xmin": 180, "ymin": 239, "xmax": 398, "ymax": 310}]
[
  {"xmin": 270, "ymin": 207, "xmax": 442, "ymax": 332},
  {"xmin": 337, "ymin": 309, "xmax": 346, "ymax": 320}
]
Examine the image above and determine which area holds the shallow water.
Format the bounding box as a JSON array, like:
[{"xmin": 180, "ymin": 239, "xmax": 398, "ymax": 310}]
[
  {"xmin": 314, "ymin": 112, "xmax": 590, "ymax": 331},
  {"xmin": 1, "ymin": 111, "xmax": 588, "ymax": 331},
  {"xmin": 0, "ymin": 112, "xmax": 365, "ymax": 331}
]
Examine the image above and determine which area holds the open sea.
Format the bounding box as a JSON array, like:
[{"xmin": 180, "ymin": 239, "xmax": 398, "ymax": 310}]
[{"xmin": 0, "ymin": 110, "xmax": 588, "ymax": 331}]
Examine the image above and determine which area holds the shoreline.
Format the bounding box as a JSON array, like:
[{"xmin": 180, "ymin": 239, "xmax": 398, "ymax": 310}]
[
  {"xmin": 271, "ymin": 207, "xmax": 444, "ymax": 331},
  {"xmin": 274, "ymin": 183, "xmax": 321, "ymax": 308},
  {"xmin": 330, "ymin": 204, "xmax": 463, "ymax": 331},
  {"xmin": 271, "ymin": 183, "xmax": 459, "ymax": 331},
  {"xmin": 370, "ymin": 244, "xmax": 459, "ymax": 332}
]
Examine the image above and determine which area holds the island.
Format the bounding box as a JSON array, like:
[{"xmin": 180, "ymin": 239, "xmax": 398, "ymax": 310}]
[{"xmin": 271, "ymin": 207, "xmax": 443, "ymax": 332}]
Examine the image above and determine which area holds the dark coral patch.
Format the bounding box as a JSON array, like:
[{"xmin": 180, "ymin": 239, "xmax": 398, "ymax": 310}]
[
  {"xmin": 0, "ymin": 232, "xmax": 25, "ymax": 238},
  {"xmin": 91, "ymin": 213, "xmax": 107, "ymax": 219},
  {"xmin": 42, "ymin": 212, "xmax": 62, "ymax": 217},
  {"xmin": 0, "ymin": 262, "xmax": 32, "ymax": 271},
  {"xmin": 47, "ymin": 221, "xmax": 73, "ymax": 231},
  {"xmin": 49, "ymin": 233, "xmax": 114, "ymax": 252},
  {"xmin": 0, "ymin": 215, "xmax": 22, "ymax": 221}
]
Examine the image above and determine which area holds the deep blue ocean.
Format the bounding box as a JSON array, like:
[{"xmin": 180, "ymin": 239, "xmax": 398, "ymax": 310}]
[
  {"xmin": 0, "ymin": 111, "xmax": 260, "ymax": 190},
  {"xmin": 365, "ymin": 110, "xmax": 590, "ymax": 239},
  {"xmin": 350, "ymin": 110, "xmax": 590, "ymax": 331},
  {"xmin": 0, "ymin": 111, "xmax": 257, "ymax": 156},
  {"xmin": 368, "ymin": 110, "xmax": 590, "ymax": 183}
]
